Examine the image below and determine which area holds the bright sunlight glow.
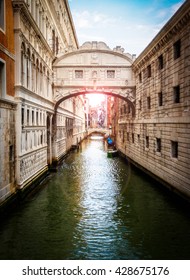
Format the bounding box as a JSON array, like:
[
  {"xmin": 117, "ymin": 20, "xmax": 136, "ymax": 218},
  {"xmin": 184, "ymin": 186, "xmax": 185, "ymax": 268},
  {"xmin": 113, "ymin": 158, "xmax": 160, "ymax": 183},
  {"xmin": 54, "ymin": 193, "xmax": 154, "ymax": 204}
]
[{"xmin": 88, "ymin": 94, "xmax": 105, "ymax": 106}]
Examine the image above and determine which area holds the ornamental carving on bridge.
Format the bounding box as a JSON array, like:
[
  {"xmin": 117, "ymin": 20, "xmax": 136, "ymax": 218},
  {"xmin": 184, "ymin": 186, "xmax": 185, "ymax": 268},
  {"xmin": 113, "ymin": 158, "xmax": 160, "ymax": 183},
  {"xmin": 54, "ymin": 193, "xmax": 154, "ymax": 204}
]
[
  {"xmin": 53, "ymin": 41, "xmax": 136, "ymax": 113},
  {"xmin": 54, "ymin": 87, "xmax": 136, "ymax": 104}
]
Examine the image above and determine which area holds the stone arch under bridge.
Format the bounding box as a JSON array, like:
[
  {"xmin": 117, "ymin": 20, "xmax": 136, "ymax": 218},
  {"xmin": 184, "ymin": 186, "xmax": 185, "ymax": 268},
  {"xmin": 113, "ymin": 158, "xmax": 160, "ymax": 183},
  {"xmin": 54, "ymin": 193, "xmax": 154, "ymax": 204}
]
[{"xmin": 53, "ymin": 41, "xmax": 136, "ymax": 116}]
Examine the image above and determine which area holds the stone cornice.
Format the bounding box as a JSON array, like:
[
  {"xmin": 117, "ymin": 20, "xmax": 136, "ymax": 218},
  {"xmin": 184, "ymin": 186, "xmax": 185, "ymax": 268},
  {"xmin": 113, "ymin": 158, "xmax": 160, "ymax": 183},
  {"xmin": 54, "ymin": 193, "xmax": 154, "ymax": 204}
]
[
  {"xmin": 53, "ymin": 65, "xmax": 132, "ymax": 69},
  {"xmin": 15, "ymin": 85, "xmax": 54, "ymax": 109},
  {"xmin": 54, "ymin": 48, "xmax": 134, "ymax": 66},
  {"xmin": 120, "ymin": 116, "xmax": 190, "ymax": 124},
  {"xmin": 64, "ymin": 0, "xmax": 79, "ymax": 48},
  {"xmin": 0, "ymin": 44, "xmax": 15, "ymax": 60},
  {"xmin": 0, "ymin": 98, "xmax": 17, "ymax": 109},
  {"xmin": 133, "ymin": 1, "xmax": 190, "ymax": 71}
]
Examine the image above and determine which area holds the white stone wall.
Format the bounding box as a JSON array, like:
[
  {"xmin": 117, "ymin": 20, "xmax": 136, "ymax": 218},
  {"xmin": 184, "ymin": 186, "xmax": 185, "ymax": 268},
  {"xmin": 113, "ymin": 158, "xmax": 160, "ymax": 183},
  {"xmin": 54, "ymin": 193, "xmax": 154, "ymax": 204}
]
[
  {"xmin": 54, "ymin": 42, "xmax": 135, "ymax": 91},
  {"xmin": 117, "ymin": 1, "xmax": 190, "ymax": 199},
  {"xmin": 11, "ymin": 0, "xmax": 80, "ymax": 191},
  {"xmin": 55, "ymin": 95, "xmax": 86, "ymax": 160}
]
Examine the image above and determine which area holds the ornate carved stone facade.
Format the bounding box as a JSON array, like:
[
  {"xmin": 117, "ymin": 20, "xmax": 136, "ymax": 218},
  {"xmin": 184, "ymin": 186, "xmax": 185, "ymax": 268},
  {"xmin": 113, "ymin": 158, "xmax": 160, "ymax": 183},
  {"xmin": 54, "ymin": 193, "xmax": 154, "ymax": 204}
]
[
  {"xmin": 116, "ymin": 0, "xmax": 190, "ymax": 200},
  {"xmin": 11, "ymin": 0, "xmax": 85, "ymax": 191},
  {"xmin": 0, "ymin": 0, "xmax": 85, "ymax": 205}
]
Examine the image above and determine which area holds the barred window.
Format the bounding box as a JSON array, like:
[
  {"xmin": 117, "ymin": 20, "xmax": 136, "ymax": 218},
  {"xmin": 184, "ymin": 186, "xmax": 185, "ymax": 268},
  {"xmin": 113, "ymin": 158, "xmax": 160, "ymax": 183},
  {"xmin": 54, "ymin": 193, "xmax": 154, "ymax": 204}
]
[
  {"xmin": 75, "ymin": 70, "xmax": 83, "ymax": 79},
  {"xmin": 147, "ymin": 96, "xmax": 151, "ymax": 109},
  {"xmin": 107, "ymin": 70, "xmax": 115, "ymax": 78},
  {"xmin": 139, "ymin": 72, "xmax": 142, "ymax": 83},
  {"xmin": 173, "ymin": 85, "xmax": 180, "ymax": 103},
  {"xmin": 156, "ymin": 138, "xmax": 161, "ymax": 152},
  {"xmin": 158, "ymin": 92, "xmax": 163, "ymax": 106},
  {"xmin": 171, "ymin": 141, "xmax": 178, "ymax": 158},
  {"xmin": 137, "ymin": 134, "xmax": 140, "ymax": 144},
  {"xmin": 147, "ymin": 65, "xmax": 151, "ymax": 78},
  {"xmin": 132, "ymin": 133, "xmax": 135, "ymax": 143},
  {"xmin": 146, "ymin": 136, "xmax": 149, "ymax": 148},
  {"xmin": 158, "ymin": 54, "xmax": 164, "ymax": 70},
  {"xmin": 173, "ymin": 40, "xmax": 181, "ymax": 60}
]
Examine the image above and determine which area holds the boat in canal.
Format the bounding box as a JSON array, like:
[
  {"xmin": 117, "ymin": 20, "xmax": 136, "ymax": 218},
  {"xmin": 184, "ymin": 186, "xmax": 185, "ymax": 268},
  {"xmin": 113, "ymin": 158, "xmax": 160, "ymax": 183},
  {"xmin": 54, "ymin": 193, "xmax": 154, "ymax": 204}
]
[
  {"xmin": 106, "ymin": 136, "xmax": 118, "ymax": 157},
  {"xmin": 107, "ymin": 148, "xmax": 118, "ymax": 158}
]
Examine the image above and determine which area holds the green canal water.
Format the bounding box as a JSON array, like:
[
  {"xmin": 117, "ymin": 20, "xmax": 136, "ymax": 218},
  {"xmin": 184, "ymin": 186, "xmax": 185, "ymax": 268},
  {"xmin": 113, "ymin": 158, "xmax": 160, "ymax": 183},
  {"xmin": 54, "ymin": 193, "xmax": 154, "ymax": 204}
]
[{"xmin": 0, "ymin": 136, "xmax": 190, "ymax": 260}]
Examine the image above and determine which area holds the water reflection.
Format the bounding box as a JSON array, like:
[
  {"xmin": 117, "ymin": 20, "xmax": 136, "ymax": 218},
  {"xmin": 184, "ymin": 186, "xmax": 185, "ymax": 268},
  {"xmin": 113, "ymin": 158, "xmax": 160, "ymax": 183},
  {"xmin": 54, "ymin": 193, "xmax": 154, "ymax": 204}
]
[
  {"xmin": 0, "ymin": 137, "xmax": 190, "ymax": 260},
  {"xmin": 72, "ymin": 139, "xmax": 124, "ymax": 259}
]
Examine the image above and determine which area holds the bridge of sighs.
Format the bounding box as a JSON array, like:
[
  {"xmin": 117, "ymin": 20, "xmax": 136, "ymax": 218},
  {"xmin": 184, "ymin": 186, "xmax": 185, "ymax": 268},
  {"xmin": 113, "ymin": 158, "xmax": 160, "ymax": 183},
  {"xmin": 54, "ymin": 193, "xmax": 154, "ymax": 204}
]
[
  {"xmin": 49, "ymin": 41, "xmax": 136, "ymax": 165},
  {"xmin": 53, "ymin": 41, "xmax": 136, "ymax": 114}
]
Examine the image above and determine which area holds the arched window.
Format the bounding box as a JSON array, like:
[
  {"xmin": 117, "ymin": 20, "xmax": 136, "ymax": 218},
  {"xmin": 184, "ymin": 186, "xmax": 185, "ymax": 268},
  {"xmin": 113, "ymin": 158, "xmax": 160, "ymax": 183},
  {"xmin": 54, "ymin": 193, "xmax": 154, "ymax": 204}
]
[
  {"xmin": 36, "ymin": 59, "xmax": 39, "ymax": 94},
  {"xmin": 31, "ymin": 54, "xmax": 36, "ymax": 92},
  {"xmin": 47, "ymin": 71, "xmax": 50, "ymax": 97},
  {"xmin": 26, "ymin": 48, "xmax": 31, "ymax": 89},
  {"xmin": 40, "ymin": 63, "xmax": 43, "ymax": 95},
  {"xmin": 21, "ymin": 43, "xmax": 26, "ymax": 86},
  {"xmin": 43, "ymin": 66, "xmax": 46, "ymax": 96}
]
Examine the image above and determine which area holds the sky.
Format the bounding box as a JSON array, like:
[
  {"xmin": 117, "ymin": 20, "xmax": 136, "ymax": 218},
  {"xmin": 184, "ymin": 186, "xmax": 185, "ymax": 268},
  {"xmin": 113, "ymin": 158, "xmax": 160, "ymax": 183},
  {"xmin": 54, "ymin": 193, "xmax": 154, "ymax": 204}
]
[{"xmin": 69, "ymin": 0, "xmax": 185, "ymax": 56}]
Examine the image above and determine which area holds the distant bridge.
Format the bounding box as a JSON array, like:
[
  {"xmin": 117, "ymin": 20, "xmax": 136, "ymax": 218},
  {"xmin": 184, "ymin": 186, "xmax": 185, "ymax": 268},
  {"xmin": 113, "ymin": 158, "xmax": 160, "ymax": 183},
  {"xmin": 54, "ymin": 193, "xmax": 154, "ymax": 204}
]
[{"xmin": 86, "ymin": 128, "xmax": 111, "ymax": 136}]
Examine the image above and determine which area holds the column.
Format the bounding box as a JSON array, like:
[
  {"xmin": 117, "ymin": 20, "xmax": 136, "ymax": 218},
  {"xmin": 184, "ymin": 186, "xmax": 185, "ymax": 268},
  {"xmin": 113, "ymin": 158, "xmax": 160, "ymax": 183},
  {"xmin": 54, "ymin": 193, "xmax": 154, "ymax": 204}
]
[{"xmin": 15, "ymin": 102, "xmax": 22, "ymax": 186}]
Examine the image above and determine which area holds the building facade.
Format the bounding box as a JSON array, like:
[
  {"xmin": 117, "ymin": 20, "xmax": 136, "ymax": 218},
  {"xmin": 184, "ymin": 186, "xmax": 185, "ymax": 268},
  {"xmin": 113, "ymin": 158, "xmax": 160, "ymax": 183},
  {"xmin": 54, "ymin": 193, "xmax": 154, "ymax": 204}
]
[
  {"xmin": 115, "ymin": 0, "xmax": 190, "ymax": 200},
  {"xmin": 0, "ymin": 0, "xmax": 86, "ymax": 206},
  {"xmin": 1, "ymin": 0, "xmax": 190, "ymax": 207},
  {"xmin": 12, "ymin": 0, "xmax": 86, "ymax": 191},
  {"xmin": 0, "ymin": 0, "xmax": 16, "ymax": 204}
]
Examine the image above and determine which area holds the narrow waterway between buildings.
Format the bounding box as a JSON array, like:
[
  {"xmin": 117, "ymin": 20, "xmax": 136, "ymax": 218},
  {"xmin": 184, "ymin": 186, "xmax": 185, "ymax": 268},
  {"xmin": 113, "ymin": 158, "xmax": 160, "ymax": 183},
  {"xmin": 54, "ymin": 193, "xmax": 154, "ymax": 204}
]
[{"xmin": 0, "ymin": 136, "xmax": 190, "ymax": 260}]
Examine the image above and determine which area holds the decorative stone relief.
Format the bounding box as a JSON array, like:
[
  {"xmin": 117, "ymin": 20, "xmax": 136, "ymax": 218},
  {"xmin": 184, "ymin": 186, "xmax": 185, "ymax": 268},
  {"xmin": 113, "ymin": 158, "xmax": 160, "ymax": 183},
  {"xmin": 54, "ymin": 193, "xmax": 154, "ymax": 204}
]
[
  {"xmin": 91, "ymin": 53, "xmax": 99, "ymax": 64},
  {"xmin": 20, "ymin": 149, "xmax": 47, "ymax": 184},
  {"xmin": 92, "ymin": 70, "xmax": 98, "ymax": 79}
]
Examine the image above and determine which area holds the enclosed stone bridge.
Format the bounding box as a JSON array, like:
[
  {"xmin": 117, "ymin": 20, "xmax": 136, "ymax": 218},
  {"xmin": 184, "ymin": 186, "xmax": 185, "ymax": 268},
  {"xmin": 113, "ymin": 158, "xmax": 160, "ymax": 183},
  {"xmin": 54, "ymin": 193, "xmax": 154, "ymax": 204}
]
[{"xmin": 53, "ymin": 41, "xmax": 136, "ymax": 116}]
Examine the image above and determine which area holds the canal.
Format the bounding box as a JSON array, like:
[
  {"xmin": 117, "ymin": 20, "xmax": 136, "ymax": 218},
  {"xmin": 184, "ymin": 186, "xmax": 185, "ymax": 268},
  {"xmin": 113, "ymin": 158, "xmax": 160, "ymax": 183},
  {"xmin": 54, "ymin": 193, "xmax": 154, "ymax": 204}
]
[{"xmin": 0, "ymin": 136, "xmax": 190, "ymax": 260}]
